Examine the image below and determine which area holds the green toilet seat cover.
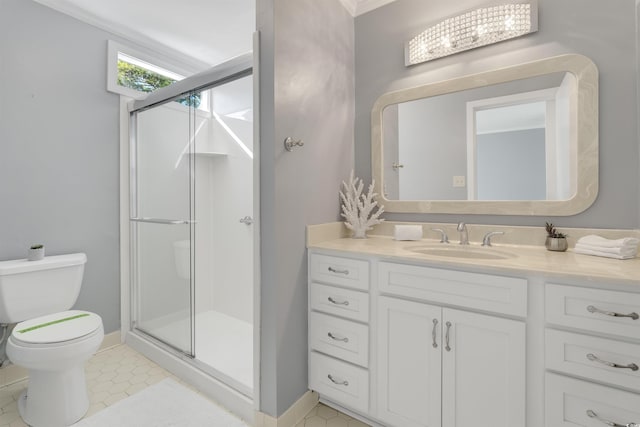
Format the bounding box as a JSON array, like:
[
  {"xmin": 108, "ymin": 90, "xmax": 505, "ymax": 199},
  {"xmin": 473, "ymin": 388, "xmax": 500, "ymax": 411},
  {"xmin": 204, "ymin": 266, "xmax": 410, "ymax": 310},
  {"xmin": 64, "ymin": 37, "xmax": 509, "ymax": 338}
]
[{"xmin": 12, "ymin": 310, "xmax": 102, "ymax": 344}]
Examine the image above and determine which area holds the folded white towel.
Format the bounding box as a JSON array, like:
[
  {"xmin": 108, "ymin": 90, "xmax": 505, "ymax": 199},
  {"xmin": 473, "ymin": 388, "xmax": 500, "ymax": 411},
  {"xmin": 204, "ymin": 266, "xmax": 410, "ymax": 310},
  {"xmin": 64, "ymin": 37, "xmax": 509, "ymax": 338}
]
[
  {"xmin": 393, "ymin": 225, "xmax": 423, "ymax": 241},
  {"xmin": 577, "ymin": 235, "xmax": 639, "ymax": 248},
  {"xmin": 574, "ymin": 243, "xmax": 638, "ymax": 257},
  {"xmin": 574, "ymin": 246, "xmax": 637, "ymax": 260}
]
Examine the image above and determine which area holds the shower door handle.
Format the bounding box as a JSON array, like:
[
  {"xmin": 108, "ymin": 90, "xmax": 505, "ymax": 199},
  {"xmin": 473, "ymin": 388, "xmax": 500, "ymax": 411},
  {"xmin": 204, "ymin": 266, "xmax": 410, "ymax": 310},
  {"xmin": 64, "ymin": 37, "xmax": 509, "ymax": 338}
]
[{"xmin": 130, "ymin": 217, "xmax": 193, "ymax": 225}]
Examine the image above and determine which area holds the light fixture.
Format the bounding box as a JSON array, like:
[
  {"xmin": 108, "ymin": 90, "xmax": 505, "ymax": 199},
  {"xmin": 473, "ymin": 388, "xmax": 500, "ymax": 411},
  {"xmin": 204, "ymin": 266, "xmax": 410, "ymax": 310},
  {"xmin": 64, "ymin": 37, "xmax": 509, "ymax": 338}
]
[{"xmin": 405, "ymin": 2, "xmax": 538, "ymax": 66}]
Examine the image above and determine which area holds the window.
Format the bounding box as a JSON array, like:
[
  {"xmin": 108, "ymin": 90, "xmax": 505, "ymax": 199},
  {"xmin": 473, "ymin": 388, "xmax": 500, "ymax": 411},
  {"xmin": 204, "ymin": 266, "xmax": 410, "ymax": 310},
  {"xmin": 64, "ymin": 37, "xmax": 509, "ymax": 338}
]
[{"xmin": 107, "ymin": 41, "xmax": 204, "ymax": 108}]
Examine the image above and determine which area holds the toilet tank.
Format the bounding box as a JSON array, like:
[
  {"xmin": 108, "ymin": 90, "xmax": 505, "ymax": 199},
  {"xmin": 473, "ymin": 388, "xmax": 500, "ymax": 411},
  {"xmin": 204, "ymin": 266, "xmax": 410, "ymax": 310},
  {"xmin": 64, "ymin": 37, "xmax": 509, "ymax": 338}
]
[{"xmin": 0, "ymin": 253, "xmax": 87, "ymax": 324}]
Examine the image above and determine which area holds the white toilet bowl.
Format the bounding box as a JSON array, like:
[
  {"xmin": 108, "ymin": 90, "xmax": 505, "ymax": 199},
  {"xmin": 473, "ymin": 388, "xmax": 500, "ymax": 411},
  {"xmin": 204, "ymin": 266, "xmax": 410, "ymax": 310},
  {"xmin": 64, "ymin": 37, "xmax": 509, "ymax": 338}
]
[{"xmin": 6, "ymin": 310, "xmax": 104, "ymax": 427}]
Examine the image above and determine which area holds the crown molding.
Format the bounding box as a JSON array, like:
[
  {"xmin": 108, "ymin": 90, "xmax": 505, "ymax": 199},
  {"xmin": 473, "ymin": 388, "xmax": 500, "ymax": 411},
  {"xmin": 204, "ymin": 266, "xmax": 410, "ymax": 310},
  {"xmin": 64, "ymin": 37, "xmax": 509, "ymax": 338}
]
[{"xmin": 31, "ymin": 0, "xmax": 210, "ymax": 73}]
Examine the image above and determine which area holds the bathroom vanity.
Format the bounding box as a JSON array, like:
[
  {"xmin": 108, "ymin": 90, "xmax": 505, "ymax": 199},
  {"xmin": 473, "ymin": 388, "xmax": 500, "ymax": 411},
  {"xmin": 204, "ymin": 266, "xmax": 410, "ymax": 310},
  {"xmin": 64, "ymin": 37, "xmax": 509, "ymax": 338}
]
[{"xmin": 307, "ymin": 231, "xmax": 640, "ymax": 427}]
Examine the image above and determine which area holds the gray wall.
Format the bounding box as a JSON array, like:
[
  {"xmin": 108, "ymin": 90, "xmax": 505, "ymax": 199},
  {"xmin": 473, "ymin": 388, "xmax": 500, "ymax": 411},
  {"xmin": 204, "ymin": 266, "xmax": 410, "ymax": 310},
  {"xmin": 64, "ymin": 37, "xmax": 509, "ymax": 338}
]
[
  {"xmin": 258, "ymin": 0, "xmax": 355, "ymax": 417},
  {"xmin": 355, "ymin": 0, "xmax": 639, "ymax": 229},
  {"xmin": 0, "ymin": 0, "xmax": 121, "ymax": 333}
]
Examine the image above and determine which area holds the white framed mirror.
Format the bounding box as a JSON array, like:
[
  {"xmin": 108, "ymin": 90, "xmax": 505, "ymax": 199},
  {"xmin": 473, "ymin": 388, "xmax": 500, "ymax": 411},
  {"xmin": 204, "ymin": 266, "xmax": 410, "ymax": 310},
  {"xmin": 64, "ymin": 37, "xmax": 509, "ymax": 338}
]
[{"xmin": 372, "ymin": 54, "xmax": 598, "ymax": 215}]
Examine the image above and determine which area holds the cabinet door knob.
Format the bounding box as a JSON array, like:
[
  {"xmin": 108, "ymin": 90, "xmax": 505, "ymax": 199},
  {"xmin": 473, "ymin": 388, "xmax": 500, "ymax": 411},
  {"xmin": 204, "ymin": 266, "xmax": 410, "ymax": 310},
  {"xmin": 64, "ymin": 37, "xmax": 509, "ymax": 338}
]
[
  {"xmin": 445, "ymin": 321, "xmax": 452, "ymax": 352},
  {"xmin": 587, "ymin": 305, "xmax": 639, "ymax": 320},
  {"xmin": 587, "ymin": 353, "xmax": 639, "ymax": 371}
]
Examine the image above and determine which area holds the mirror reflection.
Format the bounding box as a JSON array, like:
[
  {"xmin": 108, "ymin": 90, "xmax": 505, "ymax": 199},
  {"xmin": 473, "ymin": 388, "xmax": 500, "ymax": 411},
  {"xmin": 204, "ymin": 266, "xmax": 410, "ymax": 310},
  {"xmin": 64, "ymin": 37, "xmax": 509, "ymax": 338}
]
[{"xmin": 383, "ymin": 72, "xmax": 576, "ymax": 202}]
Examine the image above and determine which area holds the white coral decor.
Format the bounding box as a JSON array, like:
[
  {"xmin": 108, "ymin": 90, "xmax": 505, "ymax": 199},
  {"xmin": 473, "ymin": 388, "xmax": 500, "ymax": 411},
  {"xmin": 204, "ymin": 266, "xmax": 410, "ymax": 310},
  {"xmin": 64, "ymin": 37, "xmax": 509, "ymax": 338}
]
[{"xmin": 340, "ymin": 171, "xmax": 385, "ymax": 239}]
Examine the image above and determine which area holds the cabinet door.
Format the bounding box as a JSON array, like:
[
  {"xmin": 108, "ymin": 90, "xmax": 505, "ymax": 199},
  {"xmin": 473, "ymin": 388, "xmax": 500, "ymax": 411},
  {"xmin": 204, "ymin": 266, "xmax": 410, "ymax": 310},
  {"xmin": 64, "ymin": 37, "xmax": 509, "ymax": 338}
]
[
  {"xmin": 442, "ymin": 308, "xmax": 525, "ymax": 427},
  {"xmin": 377, "ymin": 296, "xmax": 442, "ymax": 427}
]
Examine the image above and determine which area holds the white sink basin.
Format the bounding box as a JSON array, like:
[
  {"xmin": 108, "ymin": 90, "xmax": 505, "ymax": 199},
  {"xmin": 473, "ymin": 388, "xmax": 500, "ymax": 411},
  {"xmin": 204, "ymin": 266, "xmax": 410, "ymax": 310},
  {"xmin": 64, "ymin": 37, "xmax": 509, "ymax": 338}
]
[{"xmin": 407, "ymin": 245, "xmax": 517, "ymax": 260}]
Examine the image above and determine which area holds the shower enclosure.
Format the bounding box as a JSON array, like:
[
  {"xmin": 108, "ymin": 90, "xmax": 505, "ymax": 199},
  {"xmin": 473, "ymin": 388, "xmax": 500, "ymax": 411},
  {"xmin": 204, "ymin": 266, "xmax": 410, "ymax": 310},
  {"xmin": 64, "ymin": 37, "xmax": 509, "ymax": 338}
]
[{"xmin": 126, "ymin": 54, "xmax": 256, "ymax": 406}]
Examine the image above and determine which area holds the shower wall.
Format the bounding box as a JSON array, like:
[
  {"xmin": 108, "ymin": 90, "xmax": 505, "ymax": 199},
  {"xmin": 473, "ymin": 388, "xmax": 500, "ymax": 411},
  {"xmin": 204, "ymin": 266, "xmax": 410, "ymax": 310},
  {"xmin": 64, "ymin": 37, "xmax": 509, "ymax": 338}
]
[
  {"xmin": 135, "ymin": 80, "xmax": 253, "ymax": 329},
  {"xmin": 204, "ymin": 78, "xmax": 254, "ymax": 324}
]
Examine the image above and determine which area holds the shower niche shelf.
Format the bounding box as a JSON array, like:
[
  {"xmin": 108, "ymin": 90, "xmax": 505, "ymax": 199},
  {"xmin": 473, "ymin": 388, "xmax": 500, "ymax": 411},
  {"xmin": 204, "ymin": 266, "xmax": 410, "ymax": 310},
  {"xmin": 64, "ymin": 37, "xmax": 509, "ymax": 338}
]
[{"xmin": 191, "ymin": 151, "xmax": 228, "ymax": 158}]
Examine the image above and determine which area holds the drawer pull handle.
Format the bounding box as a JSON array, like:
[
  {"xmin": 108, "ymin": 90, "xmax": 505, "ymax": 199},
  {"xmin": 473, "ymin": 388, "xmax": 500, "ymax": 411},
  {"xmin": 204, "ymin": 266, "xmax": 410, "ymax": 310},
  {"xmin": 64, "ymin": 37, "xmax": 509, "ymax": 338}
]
[
  {"xmin": 327, "ymin": 332, "xmax": 349, "ymax": 343},
  {"xmin": 587, "ymin": 353, "xmax": 639, "ymax": 371},
  {"xmin": 327, "ymin": 374, "xmax": 349, "ymax": 386},
  {"xmin": 431, "ymin": 319, "xmax": 438, "ymax": 348},
  {"xmin": 327, "ymin": 297, "xmax": 349, "ymax": 306},
  {"xmin": 432, "ymin": 319, "xmax": 438, "ymax": 348},
  {"xmin": 587, "ymin": 409, "xmax": 640, "ymax": 427},
  {"xmin": 328, "ymin": 267, "xmax": 349, "ymax": 275},
  {"xmin": 587, "ymin": 305, "xmax": 639, "ymax": 320},
  {"xmin": 445, "ymin": 321, "xmax": 452, "ymax": 352}
]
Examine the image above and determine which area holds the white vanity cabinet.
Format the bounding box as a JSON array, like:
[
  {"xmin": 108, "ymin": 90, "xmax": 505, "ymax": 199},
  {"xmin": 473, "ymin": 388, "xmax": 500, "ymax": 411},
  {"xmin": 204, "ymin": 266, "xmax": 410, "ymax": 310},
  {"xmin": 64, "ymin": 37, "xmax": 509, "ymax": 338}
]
[
  {"xmin": 307, "ymin": 234, "xmax": 640, "ymax": 427},
  {"xmin": 308, "ymin": 253, "xmax": 371, "ymax": 413},
  {"xmin": 544, "ymin": 283, "xmax": 640, "ymax": 427},
  {"xmin": 377, "ymin": 264, "xmax": 526, "ymax": 427},
  {"xmin": 308, "ymin": 250, "xmax": 527, "ymax": 427}
]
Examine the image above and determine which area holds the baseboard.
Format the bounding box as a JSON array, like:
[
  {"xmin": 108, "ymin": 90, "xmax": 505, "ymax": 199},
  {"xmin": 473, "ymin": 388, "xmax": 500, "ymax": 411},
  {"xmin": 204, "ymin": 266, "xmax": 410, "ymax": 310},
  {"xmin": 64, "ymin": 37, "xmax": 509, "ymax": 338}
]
[
  {"xmin": 255, "ymin": 390, "xmax": 319, "ymax": 427},
  {"xmin": 0, "ymin": 330, "xmax": 121, "ymax": 388},
  {"xmin": 98, "ymin": 330, "xmax": 124, "ymax": 351}
]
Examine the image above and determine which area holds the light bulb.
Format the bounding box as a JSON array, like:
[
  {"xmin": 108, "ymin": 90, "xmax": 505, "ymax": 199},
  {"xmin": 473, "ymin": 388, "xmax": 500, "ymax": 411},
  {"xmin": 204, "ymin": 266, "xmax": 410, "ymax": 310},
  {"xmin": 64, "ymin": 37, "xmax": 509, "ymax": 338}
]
[{"xmin": 505, "ymin": 16, "xmax": 515, "ymax": 30}]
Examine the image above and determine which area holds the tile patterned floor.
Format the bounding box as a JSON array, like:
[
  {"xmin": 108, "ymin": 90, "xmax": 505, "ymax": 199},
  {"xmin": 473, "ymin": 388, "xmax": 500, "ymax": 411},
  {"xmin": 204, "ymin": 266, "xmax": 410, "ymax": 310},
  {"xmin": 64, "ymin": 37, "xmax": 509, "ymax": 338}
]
[
  {"xmin": 0, "ymin": 344, "xmax": 177, "ymax": 427},
  {"xmin": 0, "ymin": 344, "xmax": 369, "ymax": 427},
  {"xmin": 296, "ymin": 404, "xmax": 371, "ymax": 427}
]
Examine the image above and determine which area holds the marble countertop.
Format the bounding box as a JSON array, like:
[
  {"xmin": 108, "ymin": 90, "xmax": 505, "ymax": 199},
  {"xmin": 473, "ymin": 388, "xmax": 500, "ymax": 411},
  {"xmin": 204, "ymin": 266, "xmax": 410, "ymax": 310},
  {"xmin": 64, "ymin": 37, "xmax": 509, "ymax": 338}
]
[{"xmin": 308, "ymin": 235, "xmax": 640, "ymax": 285}]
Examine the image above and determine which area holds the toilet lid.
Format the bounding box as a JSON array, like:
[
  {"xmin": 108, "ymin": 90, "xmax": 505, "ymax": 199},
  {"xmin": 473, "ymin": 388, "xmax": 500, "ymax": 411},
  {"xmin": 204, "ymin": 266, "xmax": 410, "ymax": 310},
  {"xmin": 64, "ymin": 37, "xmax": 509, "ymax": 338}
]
[{"xmin": 11, "ymin": 310, "xmax": 102, "ymax": 344}]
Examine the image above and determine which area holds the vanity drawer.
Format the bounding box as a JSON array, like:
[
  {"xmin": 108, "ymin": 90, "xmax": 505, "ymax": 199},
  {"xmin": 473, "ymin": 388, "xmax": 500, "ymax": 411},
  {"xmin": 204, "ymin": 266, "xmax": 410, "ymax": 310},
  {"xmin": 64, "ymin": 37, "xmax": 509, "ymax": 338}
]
[
  {"xmin": 378, "ymin": 262, "xmax": 527, "ymax": 317},
  {"xmin": 546, "ymin": 284, "xmax": 640, "ymax": 339},
  {"xmin": 310, "ymin": 283, "xmax": 369, "ymax": 323},
  {"xmin": 546, "ymin": 329, "xmax": 640, "ymax": 392},
  {"xmin": 309, "ymin": 253, "xmax": 369, "ymax": 291},
  {"xmin": 309, "ymin": 351, "xmax": 369, "ymax": 414},
  {"xmin": 309, "ymin": 312, "xmax": 369, "ymax": 367},
  {"xmin": 545, "ymin": 373, "xmax": 640, "ymax": 427}
]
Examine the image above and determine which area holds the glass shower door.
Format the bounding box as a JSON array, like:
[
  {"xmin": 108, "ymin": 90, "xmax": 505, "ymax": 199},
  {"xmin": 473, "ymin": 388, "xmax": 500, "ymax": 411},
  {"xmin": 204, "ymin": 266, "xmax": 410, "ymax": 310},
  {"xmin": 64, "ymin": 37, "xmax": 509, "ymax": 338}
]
[{"xmin": 130, "ymin": 95, "xmax": 197, "ymax": 356}]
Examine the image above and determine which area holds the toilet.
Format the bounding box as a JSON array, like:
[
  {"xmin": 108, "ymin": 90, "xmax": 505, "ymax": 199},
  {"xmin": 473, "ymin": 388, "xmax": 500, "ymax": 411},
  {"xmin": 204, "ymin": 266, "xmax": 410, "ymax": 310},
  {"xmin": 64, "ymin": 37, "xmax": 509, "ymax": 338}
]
[{"xmin": 0, "ymin": 253, "xmax": 104, "ymax": 427}]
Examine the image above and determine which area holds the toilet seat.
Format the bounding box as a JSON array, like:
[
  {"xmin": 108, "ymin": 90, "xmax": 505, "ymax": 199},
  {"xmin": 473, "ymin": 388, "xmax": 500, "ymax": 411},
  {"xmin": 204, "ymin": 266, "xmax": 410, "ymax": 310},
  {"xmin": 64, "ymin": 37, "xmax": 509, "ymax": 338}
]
[
  {"xmin": 6, "ymin": 310, "xmax": 104, "ymax": 427},
  {"xmin": 11, "ymin": 310, "xmax": 102, "ymax": 346}
]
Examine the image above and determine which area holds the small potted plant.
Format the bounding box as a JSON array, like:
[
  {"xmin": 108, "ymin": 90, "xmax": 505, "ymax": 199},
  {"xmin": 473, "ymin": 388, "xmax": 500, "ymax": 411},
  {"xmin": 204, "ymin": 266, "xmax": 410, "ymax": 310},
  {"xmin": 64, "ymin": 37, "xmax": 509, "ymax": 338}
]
[
  {"xmin": 545, "ymin": 222, "xmax": 568, "ymax": 252},
  {"xmin": 28, "ymin": 244, "xmax": 45, "ymax": 261}
]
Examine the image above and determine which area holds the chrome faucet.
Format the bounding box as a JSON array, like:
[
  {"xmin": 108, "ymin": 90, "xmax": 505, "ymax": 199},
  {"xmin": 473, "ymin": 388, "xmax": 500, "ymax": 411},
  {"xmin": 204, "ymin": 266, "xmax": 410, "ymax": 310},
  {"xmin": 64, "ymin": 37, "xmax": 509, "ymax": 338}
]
[
  {"xmin": 482, "ymin": 231, "xmax": 505, "ymax": 247},
  {"xmin": 457, "ymin": 222, "xmax": 469, "ymax": 245},
  {"xmin": 431, "ymin": 228, "xmax": 449, "ymax": 243}
]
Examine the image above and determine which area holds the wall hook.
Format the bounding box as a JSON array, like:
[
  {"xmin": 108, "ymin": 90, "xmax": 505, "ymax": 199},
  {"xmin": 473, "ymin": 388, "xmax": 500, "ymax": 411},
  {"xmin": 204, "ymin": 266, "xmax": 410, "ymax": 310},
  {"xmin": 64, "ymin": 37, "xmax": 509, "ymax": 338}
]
[{"xmin": 284, "ymin": 137, "xmax": 304, "ymax": 152}]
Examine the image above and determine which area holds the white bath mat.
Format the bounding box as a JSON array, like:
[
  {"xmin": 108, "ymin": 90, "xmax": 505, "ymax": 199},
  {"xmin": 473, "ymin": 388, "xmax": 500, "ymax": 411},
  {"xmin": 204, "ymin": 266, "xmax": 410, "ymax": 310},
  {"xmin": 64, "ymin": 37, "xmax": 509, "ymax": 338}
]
[{"xmin": 73, "ymin": 378, "xmax": 249, "ymax": 427}]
